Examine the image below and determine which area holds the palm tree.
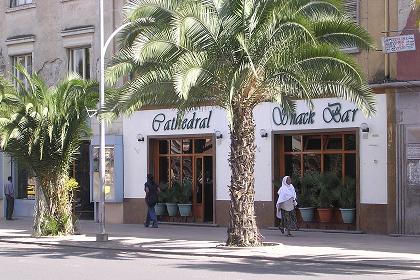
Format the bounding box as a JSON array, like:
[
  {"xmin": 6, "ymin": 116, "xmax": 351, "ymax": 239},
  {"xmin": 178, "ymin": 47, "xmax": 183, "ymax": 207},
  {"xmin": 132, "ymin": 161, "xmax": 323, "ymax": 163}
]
[
  {"xmin": 0, "ymin": 66, "xmax": 98, "ymax": 236},
  {"xmin": 106, "ymin": 0, "xmax": 375, "ymax": 247}
]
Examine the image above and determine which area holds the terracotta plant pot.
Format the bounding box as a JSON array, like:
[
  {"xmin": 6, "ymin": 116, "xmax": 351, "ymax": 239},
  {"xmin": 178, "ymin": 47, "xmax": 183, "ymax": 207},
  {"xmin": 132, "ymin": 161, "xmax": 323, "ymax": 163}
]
[{"xmin": 317, "ymin": 208, "xmax": 333, "ymax": 223}]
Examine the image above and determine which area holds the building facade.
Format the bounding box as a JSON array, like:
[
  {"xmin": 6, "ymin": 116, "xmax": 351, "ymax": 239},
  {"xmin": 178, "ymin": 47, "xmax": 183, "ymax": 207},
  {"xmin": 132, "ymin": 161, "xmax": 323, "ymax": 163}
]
[{"xmin": 0, "ymin": 0, "xmax": 418, "ymax": 235}]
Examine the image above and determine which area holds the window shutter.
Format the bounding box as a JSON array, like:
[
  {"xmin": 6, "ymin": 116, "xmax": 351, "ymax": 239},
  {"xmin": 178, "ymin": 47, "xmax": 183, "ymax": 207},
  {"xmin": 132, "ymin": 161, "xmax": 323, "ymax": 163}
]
[{"xmin": 343, "ymin": 0, "xmax": 359, "ymax": 23}]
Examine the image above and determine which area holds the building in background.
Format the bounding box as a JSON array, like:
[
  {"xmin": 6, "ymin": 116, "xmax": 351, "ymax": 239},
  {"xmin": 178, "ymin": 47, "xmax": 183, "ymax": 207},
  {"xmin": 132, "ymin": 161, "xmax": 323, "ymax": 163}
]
[{"xmin": 0, "ymin": 0, "xmax": 419, "ymax": 235}]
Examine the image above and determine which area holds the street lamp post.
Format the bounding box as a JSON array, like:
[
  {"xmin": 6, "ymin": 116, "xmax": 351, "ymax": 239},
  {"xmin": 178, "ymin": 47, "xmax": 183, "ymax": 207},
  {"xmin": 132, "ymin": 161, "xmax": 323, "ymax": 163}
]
[{"xmin": 96, "ymin": 0, "xmax": 129, "ymax": 242}]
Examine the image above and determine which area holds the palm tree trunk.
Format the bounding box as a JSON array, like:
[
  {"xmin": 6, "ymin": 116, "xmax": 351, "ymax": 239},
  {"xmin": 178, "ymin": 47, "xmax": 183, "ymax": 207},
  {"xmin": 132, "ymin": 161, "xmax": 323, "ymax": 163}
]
[
  {"xmin": 33, "ymin": 178, "xmax": 46, "ymax": 237},
  {"xmin": 226, "ymin": 104, "xmax": 262, "ymax": 247},
  {"xmin": 33, "ymin": 173, "xmax": 75, "ymax": 236}
]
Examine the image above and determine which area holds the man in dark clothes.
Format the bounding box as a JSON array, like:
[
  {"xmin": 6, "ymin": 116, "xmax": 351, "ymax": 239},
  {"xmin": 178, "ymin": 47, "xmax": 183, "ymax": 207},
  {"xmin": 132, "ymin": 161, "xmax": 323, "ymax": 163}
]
[
  {"xmin": 4, "ymin": 176, "xmax": 14, "ymax": 220},
  {"xmin": 144, "ymin": 174, "xmax": 160, "ymax": 228}
]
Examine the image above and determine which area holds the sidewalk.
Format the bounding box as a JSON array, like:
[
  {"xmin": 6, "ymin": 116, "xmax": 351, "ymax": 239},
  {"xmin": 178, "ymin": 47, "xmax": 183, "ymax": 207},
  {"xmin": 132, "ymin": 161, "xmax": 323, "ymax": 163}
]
[{"xmin": 1, "ymin": 217, "xmax": 419, "ymax": 271}]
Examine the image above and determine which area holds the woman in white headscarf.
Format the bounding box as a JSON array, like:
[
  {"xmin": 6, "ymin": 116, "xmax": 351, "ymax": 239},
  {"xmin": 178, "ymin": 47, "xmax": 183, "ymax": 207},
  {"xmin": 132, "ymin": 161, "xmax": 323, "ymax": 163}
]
[{"xmin": 276, "ymin": 176, "xmax": 298, "ymax": 236}]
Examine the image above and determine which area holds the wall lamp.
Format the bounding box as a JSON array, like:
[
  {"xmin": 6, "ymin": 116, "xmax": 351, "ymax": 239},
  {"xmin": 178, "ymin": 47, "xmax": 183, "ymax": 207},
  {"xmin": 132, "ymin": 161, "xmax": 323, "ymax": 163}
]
[
  {"xmin": 215, "ymin": 131, "xmax": 223, "ymax": 139},
  {"xmin": 260, "ymin": 129, "xmax": 268, "ymax": 138},
  {"xmin": 360, "ymin": 123, "xmax": 369, "ymax": 139},
  {"xmin": 137, "ymin": 133, "xmax": 145, "ymax": 142}
]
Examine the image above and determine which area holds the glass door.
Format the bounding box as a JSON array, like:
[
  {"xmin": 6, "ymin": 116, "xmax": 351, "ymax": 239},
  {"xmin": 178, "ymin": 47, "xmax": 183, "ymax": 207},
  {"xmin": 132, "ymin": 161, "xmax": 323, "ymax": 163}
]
[{"xmin": 194, "ymin": 157, "xmax": 204, "ymax": 222}]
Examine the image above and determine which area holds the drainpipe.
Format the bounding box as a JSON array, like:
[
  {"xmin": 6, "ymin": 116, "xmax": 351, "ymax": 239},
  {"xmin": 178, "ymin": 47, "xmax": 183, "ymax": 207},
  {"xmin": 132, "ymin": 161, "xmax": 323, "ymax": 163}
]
[{"xmin": 384, "ymin": 0, "xmax": 390, "ymax": 80}]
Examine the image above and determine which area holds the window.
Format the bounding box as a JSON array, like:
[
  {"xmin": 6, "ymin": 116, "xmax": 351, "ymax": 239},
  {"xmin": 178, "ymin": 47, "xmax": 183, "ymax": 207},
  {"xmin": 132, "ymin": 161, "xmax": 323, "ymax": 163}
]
[
  {"xmin": 341, "ymin": 0, "xmax": 360, "ymax": 53},
  {"xmin": 68, "ymin": 48, "xmax": 90, "ymax": 79},
  {"xmin": 12, "ymin": 54, "xmax": 32, "ymax": 90},
  {"xmin": 279, "ymin": 132, "xmax": 357, "ymax": 179},
  {"xmin": 10, "ymin": 0, "xmax": 32, "ymax": 8},
  {"xmin": 343, "ymin": 0, "xmax": 359, "ymax": 24}
]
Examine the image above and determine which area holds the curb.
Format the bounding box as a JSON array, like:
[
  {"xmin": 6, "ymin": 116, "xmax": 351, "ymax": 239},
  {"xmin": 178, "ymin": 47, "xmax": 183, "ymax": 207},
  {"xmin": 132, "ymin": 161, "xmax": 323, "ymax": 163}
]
[{"xmin": 0, "ymin": 238, "xmax": 419, "ymax": 272}]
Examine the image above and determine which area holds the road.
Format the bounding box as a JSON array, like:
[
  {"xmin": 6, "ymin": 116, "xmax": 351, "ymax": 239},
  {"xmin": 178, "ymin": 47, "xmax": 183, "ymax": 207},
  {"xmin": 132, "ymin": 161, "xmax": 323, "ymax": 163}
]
[{"xmin": 1, "ymin": 242, "xmax": 419, "ymax": 280}]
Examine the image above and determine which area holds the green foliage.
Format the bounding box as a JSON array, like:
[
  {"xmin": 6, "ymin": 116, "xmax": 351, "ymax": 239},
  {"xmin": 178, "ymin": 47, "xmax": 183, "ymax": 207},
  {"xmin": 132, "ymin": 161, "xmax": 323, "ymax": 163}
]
[
  {"xmin": 178, "ymin": 179, "xmax": 193, "ymax": 204},
  {"xmin": 335, "ymin": 177, "xmax": 356, "ymax": 209},
  {"xmin": 316, "ymin": 172, "xmax": 340, "ymax": 208},
  {"xmin": 296, "ymin": 173, "xmax": 318, "ymax": 207},
  {"xmin": 41, "ymin": 213, "xmax": 70, "ymax": 236},
  {"xmin": 105, "ymin": 0, "xmax": 376, "ymax": 118},
  {"xmin": 158, "ymin": 183, "xmax": 169, "ymax": 203},
  {"xmin": 166, "ymin": 181, "xmax": 180, "ymax": 203},
  {"xmin": 0, "ymin": 66, "xmax": 98, "ymax": 236},
  {"xmin": 65, "ymin": 177, "xmax": 80, "ymax": 191}
]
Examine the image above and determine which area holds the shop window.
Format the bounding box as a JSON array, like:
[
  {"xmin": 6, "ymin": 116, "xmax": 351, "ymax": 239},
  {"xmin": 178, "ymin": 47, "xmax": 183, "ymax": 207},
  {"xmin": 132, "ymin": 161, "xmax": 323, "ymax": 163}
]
[
  {"xmin": 303, "ymin": 154, "xmax": 321, "ymax": 173},
  {"xmin": 284, "ymin": 154, "xmax": 301, "ymax": 179},
  {"xmin": 344, "ymin": 134, "xmax": 356, "ymax": 150},
  {"xmin": 182, "ymin": 139, "xmax": 193, "ymax": 154},
  {"xmin": 68, "ymin": 47, "xmax": 90, "ymax": 79},
  {"xmin": 303, "ymin": 135, "xmax": 321, "ymax": 150},
  {"xmin": 159, "ymin": 157, "xmax": 169, "ymax": 184},
  {"xmin": 170, "ymin": 157, "xmax": 181, "ymax": 182},
  {"xmin": 279, "ymin": 132, "xmax": 356, "ymax": 179},
  {"xmin": 159, "ymin": 140, "xmax": 169, "ymax": 154},
  {"xmin": 324, "ymin": 135, "xmax": 342, "ymax": 150},
  {"xmin": 194, "ymin": 138, "xmax": 213, "ymax": 154},
  {"xmin": 324, "ymin": 154, "xmax": 343, "ymax": 178},
  {"xmin": 170, "ymin": 139, "xmax": 182, "ymax": 154},
  {"xmin": 284, "ymin": 135, "xmax": 302, "ymax": 152},
  {"xmin": 182, "ymin": 157, "xmax": 193, "ymax": 182},
  {"xmin": 345, "ymin": 154, "xmax": 356, "ymax": 179}
]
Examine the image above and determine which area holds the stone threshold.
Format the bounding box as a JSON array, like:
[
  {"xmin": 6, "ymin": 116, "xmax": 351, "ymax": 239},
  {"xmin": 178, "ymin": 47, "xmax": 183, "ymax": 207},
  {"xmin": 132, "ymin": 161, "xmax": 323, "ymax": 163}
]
[
  {"xmin": 267, "ymin": 227, "xmax": 364, "ymax": 234},
  {"xmin": 159, "ymin": 222, "xmax": 219, "ymax": 227}
]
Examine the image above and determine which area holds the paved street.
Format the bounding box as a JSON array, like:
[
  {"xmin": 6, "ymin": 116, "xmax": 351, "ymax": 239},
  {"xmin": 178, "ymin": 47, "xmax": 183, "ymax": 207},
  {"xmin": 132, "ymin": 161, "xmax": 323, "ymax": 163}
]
[
  {"xmin": 1, "ymin": 242, "xmax": 420, "ymax": 280},
  {"xmin": 1, "ymin": 218, "xmax": 420, "ymax": 279}
]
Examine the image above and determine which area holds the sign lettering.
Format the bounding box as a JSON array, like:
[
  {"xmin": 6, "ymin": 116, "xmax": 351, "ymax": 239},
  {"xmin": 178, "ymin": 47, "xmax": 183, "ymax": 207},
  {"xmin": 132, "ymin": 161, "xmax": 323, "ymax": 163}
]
[
  {"xmin": 272, "ymin": 102, "xmax": 358, "ymax": 126},
  {"xmin": 152, "ymin": 111, "xmax": 212, "ymax": 132}
]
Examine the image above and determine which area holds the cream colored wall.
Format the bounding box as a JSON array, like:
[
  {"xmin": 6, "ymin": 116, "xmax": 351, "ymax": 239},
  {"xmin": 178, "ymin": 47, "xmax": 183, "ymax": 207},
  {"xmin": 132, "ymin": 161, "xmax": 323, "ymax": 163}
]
[{"xmin": 356, "ymin": 0, "xmax": 399, "ymax": 82}]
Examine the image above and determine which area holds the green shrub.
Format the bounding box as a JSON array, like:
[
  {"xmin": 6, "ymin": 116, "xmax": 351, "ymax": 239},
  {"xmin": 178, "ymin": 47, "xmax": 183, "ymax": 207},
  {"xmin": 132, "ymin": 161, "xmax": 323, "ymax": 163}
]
[
  {"xmin": 158, "ymin": 183, "xmax": 169, "ymax": 203},
  {"xmin": 316, "ymin": 173, "xmax": 340, "ymax": 208},
  {"xmin": 178, "ymin": 179, "xmax": 193, "ymax": 204},
  {"xmin": 335, "ymin": 177, "xmax": 356, "ymax": 209}
]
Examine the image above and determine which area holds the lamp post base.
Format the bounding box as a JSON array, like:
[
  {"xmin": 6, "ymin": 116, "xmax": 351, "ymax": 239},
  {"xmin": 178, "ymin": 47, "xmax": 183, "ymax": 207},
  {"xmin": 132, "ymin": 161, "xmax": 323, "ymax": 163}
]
[{"xmin": 96, "ymin": 233, "xmax": 109, "ymax": 242}]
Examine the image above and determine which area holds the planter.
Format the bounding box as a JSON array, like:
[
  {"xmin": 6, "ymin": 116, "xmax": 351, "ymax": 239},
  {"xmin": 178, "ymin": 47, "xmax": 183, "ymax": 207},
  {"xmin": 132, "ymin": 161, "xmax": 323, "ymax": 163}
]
[
  {"xmin": 166, "ymin": 203, "xmax": 178, "ymax": 216},
  {"xmin": 299, "ymin": 207, "xmax": 315, "ymax": 222},
  {"xmin": 154, "ymin": 203, "xmax": 166, "ymax": 216},
  {"xmin": 178, "ymin": 203, "xmax": 192, "ymax": 217},
  {"xmin": 317, "ymin": 208, "xmax": 333, "ymax": 223},
  {"xmin": 339, "ymin": 208, "xmax": 356, "ymax": 224}
]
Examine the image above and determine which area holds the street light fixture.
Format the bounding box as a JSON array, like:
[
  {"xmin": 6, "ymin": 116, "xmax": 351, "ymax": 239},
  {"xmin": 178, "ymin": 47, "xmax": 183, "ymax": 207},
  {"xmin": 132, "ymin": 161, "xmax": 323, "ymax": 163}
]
[{"xmin": 96, "ymin": 0, "xmax": 130, "ymax": 242}]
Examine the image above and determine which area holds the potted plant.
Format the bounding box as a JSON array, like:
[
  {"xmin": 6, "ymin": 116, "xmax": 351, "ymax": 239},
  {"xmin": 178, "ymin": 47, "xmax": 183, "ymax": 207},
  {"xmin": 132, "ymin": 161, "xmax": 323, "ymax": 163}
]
[
  {"xmin": 154, "ymin": 183, "xmax": 168, "ymax": 216},
  {"xmin": 315, "ymin": 173, "xmax": 339, "ymax": 223},
  {"xmin": 336, "ymin": 177, "xmax": 356, "ymax": 224},
  {"xmin": 178, "ymin": 179, "xmax": 193, "ymax": 217},
  {"xmin": 296, "ymin": 174, "xmax": 317, "ymax": 222},
  {"xmin": 165, "ymin": 182, "xmax": 180, "ymax": 216}
]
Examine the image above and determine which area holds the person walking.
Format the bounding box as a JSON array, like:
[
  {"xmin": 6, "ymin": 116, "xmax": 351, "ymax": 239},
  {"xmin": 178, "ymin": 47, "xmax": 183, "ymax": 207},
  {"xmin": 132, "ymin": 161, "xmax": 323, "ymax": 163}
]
[
  {"xmin": 144, "ymin": 174, "xmax": 160, "ymax": 228},
  {"xmin": 4, "ymin": 176, "xmax": 14, "ymax": 220},
  {"xmin": 276, "ymin": 176, "xmax": 298, "ymax": 236}
]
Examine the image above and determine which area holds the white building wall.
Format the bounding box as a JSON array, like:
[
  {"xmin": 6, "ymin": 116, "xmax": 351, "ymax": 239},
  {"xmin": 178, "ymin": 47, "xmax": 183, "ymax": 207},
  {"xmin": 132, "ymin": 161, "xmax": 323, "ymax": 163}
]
[{"xmin": 123, "ymin": 95, "xmax": 388, "ymax": 205}]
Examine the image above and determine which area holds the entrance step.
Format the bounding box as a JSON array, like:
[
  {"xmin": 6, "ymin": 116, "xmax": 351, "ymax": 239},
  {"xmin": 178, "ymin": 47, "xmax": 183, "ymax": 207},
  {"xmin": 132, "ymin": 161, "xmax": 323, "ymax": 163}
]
[
  {"xmin": 268, "ymin": 227, "xmax": 364, "ymax": 234},
  {"xmin": 159, "ymin": 222, "xmax": 219, "ymax": 227}
]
